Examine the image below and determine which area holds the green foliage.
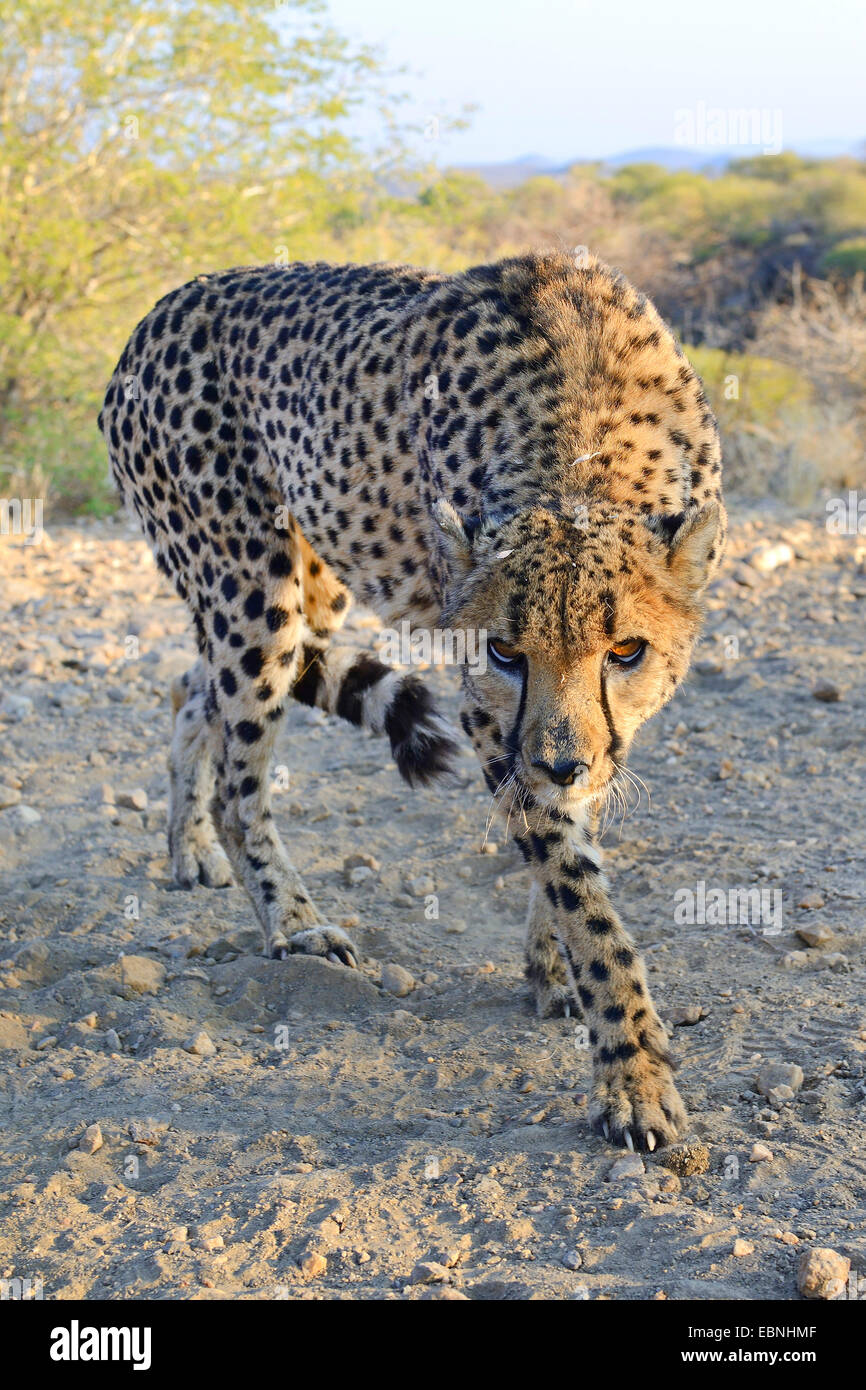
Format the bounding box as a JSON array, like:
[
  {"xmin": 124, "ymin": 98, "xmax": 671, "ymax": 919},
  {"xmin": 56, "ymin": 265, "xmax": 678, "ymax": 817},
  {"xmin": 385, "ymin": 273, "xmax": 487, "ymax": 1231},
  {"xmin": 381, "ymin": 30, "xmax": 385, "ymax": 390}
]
[{"xmin": 822, "ymin": 237, "xmax": 866, "ymax": 275}]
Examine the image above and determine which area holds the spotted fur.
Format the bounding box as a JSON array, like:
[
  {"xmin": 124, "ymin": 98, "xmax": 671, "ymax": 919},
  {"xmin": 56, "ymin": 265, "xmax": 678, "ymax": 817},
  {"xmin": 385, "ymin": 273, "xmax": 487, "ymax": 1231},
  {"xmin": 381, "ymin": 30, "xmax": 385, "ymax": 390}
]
[{"xmin": 100, "ymin": 250, "xmax": 725, "ymax": 1149}]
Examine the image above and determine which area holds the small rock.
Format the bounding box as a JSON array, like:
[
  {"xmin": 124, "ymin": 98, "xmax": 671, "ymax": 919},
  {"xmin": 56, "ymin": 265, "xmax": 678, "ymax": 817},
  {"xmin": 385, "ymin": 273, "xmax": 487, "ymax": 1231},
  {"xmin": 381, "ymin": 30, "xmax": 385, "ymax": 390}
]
[
  {"xmin": 732, "ymin": 1238, "xmax": 754, "ymax": 1257},
  {"xmin": 408, "ymin": 875, "xmax": 435, "ymax": 897},
  {"xmin": 756, "ymin": 1062, "xmax": 804, "ymax": 1097},
  {"xmin": 117, "ymin": 788, "xmax": 148, "ymax": 811},
  {"xmin": 15, "ymin": 805, "xmax": 41, "ymax": 826},
  {"xmin": 380, "ymin": 963, "xmax": 415, "ymax": 997},
  {"xmin": 409, "ymin": 1261, "xmax": 451, "ymax": 1285},
  {"xmin": 184, "ymin": 1029, "xmax": 216, "ymax": 1057},
  {"xmin": 796, "ymin": 924, "xmax": 834, "ymax": 948},
  {"xmin": 657, "ymin": 1137, "xmax": 710, "ymax": 1177},
  {"xmin": 342, "ymin": 852, "xmax": 380, "ymax": 886},
  {"xmin": 781, "ymin": 950, "xmax": 810, "ymax": 970},
  {"xmin": 197, "ymin": 1234, "xmax": 224, "ymax": 1252},
  {"xmin": 562, "ymin": 1250, "xmax": 583, "ymax": 1270},
  {"xmin": 298, "ymin": 1249, "xmax": 327, "ymax": 1279},
  {"xmin": 671, "ymin": 1005, "xmax": 705, "ymax": 1026},
  {"xmin": 750, "ymin": 542, "xmax": 794, "ymax": 573},
  {"xmin": 606, "ymin": 1154, "xmax": 645, "ymax": 1181},
  {"xmin": 119, "ymin": 954, "xmax": 165, "ymax": 997},
  {"xmin": 128, "ymin": 1120, "xmax": 163, "ymax": 1146},
  {"xmin": 717, "ymin": 758, "xmax": 735, "ymax": 781},
  {"xmin": 767, "ymin": 1084, "xmax": 796, "ymax": 1109},
  {"xmin": 797, "ymin": 1247, "xmax": 850, "ymax": 1300},
  {"xmin": 79, "ymin": 1123, "xmax": 103, "ymax": 1155},
  {"xmin": 0, "ymin": 785, "xmax": 22, "ymax": 810},
  {"xmin": 797, "ymin": 893, "xmax": 825, "ymax": 910},
  {"xmin": 749, "ymin": 1142, "xmax": 774, "ymax": 1163},
  {"xmin": 169, "ymin": 1226, "xmax": 189, "ymax": 1242},
  {"xmin": 0, "ymin": 693, "xmax": 34, "ymax": 721},
  {"xmin": 811, "ymin": 682, "xmax": 841, "ymax": 703}
]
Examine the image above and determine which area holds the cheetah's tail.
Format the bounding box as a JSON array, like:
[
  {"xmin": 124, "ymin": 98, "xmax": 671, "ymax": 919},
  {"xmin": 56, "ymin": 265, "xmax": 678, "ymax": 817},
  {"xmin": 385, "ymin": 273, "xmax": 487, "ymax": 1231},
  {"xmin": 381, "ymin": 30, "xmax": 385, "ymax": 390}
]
[{"xmin": 293, "ymin": 645, "xmax": 458, "ymax": 786}]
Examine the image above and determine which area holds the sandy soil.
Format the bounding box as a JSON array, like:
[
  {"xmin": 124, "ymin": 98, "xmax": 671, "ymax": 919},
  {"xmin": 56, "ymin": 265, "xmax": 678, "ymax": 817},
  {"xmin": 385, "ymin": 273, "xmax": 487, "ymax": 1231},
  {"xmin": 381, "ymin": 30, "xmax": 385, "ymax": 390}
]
[{"xmin": 1, "ymin": 503, "xmax": 864, "ymax": 1301}]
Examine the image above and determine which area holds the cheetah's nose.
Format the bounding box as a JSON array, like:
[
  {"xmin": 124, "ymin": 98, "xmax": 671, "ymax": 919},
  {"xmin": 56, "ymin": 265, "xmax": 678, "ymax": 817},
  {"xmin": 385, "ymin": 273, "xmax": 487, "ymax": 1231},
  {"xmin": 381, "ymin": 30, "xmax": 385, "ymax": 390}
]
[{"xmin": 530, "ymin": 757, "xmax": 588, "ymax": 787}]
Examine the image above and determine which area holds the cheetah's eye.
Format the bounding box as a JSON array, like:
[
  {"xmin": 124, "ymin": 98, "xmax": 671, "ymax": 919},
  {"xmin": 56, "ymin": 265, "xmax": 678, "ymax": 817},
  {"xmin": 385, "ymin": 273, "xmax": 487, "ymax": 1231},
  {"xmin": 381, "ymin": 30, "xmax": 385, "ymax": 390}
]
[
  {"xmin": 608, "ymin": 638, "xmax": 646, "ymax": 667},
  {"xmin": 489, "ymin": 637, "xmax": 522, "ymax": 666}
]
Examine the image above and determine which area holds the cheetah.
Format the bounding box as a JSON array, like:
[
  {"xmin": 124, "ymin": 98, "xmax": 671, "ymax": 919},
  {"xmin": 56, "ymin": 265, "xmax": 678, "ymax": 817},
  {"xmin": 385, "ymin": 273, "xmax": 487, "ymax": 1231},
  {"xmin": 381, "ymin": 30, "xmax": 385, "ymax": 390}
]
[{"xmin": 100, "ymin": 250, "xmax": 725, "ymax": 1151}]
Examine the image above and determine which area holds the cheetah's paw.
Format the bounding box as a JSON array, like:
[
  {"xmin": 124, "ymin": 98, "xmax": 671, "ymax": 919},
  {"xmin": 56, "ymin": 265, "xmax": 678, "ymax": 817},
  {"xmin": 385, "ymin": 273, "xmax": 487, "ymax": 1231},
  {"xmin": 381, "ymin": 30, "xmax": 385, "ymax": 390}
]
[
  {"xmin": 272, "ymin": 924, "xmax": 359, "ymax": 968},
  {"xmin": 590, "ymin": 1058, "xmax": 687, "ymax": 1152}
]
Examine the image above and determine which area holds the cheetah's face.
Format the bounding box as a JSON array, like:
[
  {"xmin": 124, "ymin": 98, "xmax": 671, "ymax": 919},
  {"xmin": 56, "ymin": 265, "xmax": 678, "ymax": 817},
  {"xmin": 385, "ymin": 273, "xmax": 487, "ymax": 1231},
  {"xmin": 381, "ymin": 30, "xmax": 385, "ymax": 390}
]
[{"xmin": 436, "ymin": 498, "xmax": 722, "ymax": 814}]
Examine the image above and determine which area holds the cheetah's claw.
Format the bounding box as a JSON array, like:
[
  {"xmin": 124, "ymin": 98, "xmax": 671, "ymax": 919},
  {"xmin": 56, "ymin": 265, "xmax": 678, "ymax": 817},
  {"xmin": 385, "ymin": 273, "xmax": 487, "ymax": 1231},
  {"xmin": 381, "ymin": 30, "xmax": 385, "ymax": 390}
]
[
  {"xmin": 271, "ymin": 924, "xmax": 360, "ymax": 968},
  {"xmin": 590, "ymin": 1060, "xmax": 686, "ymax": 1151}
]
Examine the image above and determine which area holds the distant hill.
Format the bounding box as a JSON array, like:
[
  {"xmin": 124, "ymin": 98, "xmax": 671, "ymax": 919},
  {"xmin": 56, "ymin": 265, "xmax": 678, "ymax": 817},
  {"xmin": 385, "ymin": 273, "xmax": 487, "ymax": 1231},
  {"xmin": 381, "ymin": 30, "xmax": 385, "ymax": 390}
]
[{"xmin": 456, "ymin": 141, "xmax": 864, "ymax": 187}]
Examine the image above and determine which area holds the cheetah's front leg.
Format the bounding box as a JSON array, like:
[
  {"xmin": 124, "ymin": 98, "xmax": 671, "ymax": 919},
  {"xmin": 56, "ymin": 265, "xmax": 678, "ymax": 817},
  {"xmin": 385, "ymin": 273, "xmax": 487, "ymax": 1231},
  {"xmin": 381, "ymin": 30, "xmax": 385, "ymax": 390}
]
[{"xmin": 514, "ymin": 820, "xmax": 686, "ymax": 1149}]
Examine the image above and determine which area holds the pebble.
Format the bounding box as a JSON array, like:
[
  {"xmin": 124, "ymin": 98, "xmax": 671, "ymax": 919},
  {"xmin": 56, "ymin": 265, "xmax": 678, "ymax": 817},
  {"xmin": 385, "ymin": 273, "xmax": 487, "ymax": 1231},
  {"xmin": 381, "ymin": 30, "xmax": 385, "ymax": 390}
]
[
  {"xmin": 409, "ymin": 1261, "xmax": 451, "ymax": 1285},
  {"xmin": 797, "ymin": 1247, "xmax": 850, "ymax": 1300},
  {"xmin": 562, "ymin": 1250, "xmax": 583, "ymax": 1270},
  {"xmin": 79, "ymin": 1123, "xmax": 103, "ymax": 1155},
  {"xmin": 606, "ymin": 1154, "xmax": 645, "ymax": 1181},
  {"xmin": 0, "ymin": 785, "xmax": 22, "ymax": 809},
  {"xmin": 119, "ymin": 954, "xmax": 165, "ymax": 997},
  {"xmin": 767, "ymin": 1084, "xmax": 796, "ymax": 1109},
  {"xmin": 184, "ymin": 1029, "xmax": 216, "ymax": 1057},
  {"xmin": 298, "ymin": 1249, "xmax": 327, "ymax": 1279},
  {"xmin": 749, "ymin": 1142, "xmax": 774, "ymax": 1163},
  {"xmin": 797, "ymin": 893, "xmax": 825, "ymax": 910},
  {"xmin": 811, "ymin": 682, "xmax": 841, "ymax": 703},
  {"xmin": 781, "ymin": 950, "xmax": 810, "ymax": 970},
  {"xmin": 15, "ymin": 805, "xmax": 41, "ymax": 826},
  {"xmin": 750, "ymin": 542, "xmax": 794, "ymax": 573},
  {"xmin": 408, "ymin": 875, "xmax": 435, "ymax": 897},
  {"xmin": 0, "ymin": 692, "xmax": 34, "ymax": 721},
  {"xmin": 196, "ymin": 1234, "xmax": 224, "ymax": 1252},
  {"xmin": 671, "ymin": 1005, "xmax": 705, "ymax": 1026},
  {"xmin": 795, "ymin": 924, "xmax": 833, "ymax": 948},
  {"xmin": 380, "ymin": 963, "xmax": 415, "ymax": 997},
  {"xmin": 117, "ymin": 788, "xmax": 148, "ymax": 811},
  {"xmin": 755, "ymin": 1062, "xmax": 804, "ymax": 1097},
  {"xmin": 342, "ymin": 852, "xmax": 380, "ymax": 885},
  {"xmin": 732, "ymin": 1238, "xmax": 754, "ymax": 1257}
]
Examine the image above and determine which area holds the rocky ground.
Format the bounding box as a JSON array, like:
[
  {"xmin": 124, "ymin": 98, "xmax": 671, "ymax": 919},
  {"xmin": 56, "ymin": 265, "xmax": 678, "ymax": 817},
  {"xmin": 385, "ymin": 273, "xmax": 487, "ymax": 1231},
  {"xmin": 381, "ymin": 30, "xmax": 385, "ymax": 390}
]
[{"xmin": 0, "ymin": 503, "xmax": 864, "ymax": 1301}]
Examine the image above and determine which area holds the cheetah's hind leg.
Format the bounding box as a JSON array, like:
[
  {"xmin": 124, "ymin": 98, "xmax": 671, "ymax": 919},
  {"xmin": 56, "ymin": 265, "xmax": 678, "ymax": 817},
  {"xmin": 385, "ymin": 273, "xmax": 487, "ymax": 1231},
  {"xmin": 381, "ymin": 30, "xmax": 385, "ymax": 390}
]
[{"xmin": 168, "ymin": 662, "xmax": 234, "ymax": 890}]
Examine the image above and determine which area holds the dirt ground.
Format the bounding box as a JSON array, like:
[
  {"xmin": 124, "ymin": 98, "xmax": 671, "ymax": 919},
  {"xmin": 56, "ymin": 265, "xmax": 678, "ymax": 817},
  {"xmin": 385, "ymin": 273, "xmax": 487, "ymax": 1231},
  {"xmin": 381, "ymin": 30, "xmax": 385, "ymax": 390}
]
[{"xmin": 1, "ymin": 501, "xmax": 864, "ymax": 1301}]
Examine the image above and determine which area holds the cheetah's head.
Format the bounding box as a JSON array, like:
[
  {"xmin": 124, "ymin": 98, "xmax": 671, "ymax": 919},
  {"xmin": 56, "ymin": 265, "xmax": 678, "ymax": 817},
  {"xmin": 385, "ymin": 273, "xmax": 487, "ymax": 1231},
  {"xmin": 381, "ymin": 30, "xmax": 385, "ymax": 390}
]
[{"xmin": 435, "ymin": 496, "xmax": 723, "ymax": 816}]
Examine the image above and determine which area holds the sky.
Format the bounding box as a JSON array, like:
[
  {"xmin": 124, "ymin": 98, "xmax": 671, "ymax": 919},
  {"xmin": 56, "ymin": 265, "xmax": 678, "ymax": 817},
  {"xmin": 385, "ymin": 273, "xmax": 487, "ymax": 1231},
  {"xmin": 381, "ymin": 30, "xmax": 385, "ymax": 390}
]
[{"xmin": 323, "ymin": 0, "xmax": 866, "ymax": 164}]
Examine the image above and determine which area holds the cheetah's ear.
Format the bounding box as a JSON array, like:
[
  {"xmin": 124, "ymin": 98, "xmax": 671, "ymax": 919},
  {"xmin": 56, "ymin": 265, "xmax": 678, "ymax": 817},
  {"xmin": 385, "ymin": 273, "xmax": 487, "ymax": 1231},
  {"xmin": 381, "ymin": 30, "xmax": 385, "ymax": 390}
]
[
  {"xmin": 667, "ymin": 502, "xmax": 722, "ymax": 594},
  {"xmin": 432, "ymin": 498, "xmax": 479, "ymax": 571}
]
